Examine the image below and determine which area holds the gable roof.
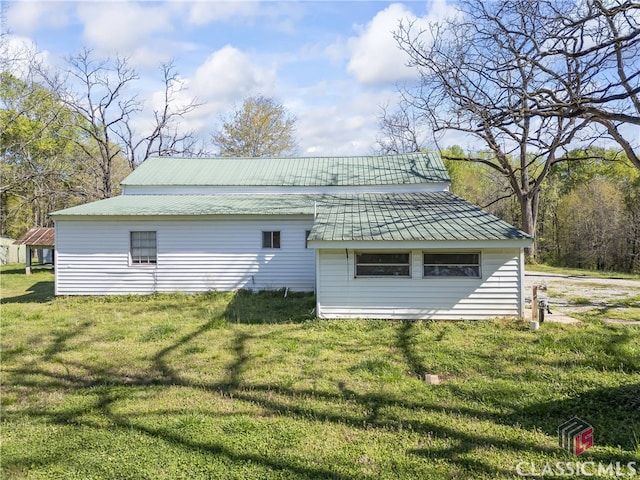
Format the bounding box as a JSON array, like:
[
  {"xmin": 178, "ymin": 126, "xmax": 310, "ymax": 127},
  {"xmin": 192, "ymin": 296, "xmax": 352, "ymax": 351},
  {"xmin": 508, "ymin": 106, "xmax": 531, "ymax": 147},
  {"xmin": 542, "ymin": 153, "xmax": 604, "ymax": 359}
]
[
  {"xmin": 121, "ymin": 152, "xmax": 450, "ymax": 187},
  {"xmin": 309, "ymin": 192, "xmax": 531, "ymax": 242}
]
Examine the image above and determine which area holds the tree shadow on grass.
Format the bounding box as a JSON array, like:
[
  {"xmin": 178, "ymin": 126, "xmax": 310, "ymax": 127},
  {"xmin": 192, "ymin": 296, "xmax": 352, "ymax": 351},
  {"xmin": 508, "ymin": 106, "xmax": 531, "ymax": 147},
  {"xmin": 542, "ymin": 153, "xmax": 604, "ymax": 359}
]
[
  {"xmin": 4, "ymin": 314, "xmax": 639, "ymax": 478},
  {"xmin": 2, "ymin": 319, "xmax": 534, "ymax": 479},
  {"xmin": 395, "ymin": 322, "xmax": 640, "ymax": 455}
]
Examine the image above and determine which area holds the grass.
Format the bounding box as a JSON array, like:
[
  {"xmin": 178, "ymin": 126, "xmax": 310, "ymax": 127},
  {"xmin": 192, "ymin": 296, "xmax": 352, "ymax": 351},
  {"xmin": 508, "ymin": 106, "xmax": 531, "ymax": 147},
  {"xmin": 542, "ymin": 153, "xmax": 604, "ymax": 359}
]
[{"xmin": 1, "ymin": 265, "xmax": 639, "ymax": 479}]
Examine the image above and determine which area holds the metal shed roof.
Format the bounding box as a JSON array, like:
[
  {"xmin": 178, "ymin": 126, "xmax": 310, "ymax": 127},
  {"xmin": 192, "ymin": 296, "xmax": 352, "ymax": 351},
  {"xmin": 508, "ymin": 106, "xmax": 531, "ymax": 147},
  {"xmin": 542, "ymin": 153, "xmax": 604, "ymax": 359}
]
[
  {"xmin": 308, "ymin": 192, "xmax": 532, "ymax": 242},
  {"xmin": 120, "ymin": 152, "xmax": 450, "ymax": 187},
  {"xmin": 14, "ymin": 227, "xmax": 55, "ymax": 246},
  {"xmin": 51, "ymin": 195, "xmax": 318, "ymax": 217}
]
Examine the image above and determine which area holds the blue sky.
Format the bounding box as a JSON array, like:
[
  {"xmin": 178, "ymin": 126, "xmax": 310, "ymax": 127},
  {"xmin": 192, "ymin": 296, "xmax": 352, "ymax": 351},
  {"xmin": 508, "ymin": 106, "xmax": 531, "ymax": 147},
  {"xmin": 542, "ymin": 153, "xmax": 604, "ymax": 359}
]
[{"xmin": 3, "ymin": 0, "xmax": 460, "ymax": 155}]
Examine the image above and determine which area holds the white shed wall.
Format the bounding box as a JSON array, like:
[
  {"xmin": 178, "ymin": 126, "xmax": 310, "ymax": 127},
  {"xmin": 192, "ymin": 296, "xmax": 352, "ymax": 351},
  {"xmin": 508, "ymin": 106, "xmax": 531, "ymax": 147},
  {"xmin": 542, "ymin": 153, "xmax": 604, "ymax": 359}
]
[
  {"xmin": 316, "ymin": 248, "xmax": 524, "ymax": 320},
  {"xmin": 55, "ymin": 216, "xmax": 315, "ymax": 295}
]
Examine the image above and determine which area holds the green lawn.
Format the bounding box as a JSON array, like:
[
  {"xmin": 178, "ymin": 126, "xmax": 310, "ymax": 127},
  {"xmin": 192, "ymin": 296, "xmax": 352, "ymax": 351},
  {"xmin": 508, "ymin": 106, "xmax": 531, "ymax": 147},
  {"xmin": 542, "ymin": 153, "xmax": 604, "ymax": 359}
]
[{"xmin": 1, "ymin": 266, "xmax": 639, "ymax": 479}]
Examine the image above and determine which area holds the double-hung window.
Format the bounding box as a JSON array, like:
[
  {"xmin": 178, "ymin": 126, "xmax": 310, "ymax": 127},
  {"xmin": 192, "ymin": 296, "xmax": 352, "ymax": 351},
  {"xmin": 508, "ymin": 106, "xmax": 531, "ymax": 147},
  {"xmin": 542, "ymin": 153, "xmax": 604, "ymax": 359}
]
[
  {"xmin": 130, "ymin": 231, "xmax": 157, "ymax": 265},
  {"xmin": 355, "ymin": 252, "xmax": 410, "ymax": 277},
  {"xmin": 423, "ymin": 252, "xmax": 480, "ymax": 278},
  {"xmin": 262, "ymin": 231, "xmax": 281, "ymax": 249}
]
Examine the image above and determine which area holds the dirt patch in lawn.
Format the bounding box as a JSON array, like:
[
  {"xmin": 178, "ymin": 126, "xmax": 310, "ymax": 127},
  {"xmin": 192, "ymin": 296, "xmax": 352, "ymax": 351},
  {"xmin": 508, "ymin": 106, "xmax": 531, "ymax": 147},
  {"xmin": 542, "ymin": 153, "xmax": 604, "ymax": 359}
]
[{"xmin": 524, "ymin": 272, "xmax": 640, "ymax": 323}]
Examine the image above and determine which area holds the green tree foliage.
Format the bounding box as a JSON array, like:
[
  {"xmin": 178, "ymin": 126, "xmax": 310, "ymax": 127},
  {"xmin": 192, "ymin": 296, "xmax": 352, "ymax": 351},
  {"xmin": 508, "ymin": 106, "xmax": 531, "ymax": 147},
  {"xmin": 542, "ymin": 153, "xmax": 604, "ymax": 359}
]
[
  {"xmin": 0, "ymin": 71, "xmax": 130, "ymax": 238},
  {"xmin": 557, "ymin": 179, "xmax": 628, "ymax": 271},
  {"xmin": 212, "ymin": 96, "xmax": 297, "ymax": 157},
  {"xmin": 0, "ymin": 72, "xmax": 79, "ymax": 237},
  {"xmin": 540, "ymin": 150, "xmax": 640, "ymax": 272},
  {"xmin": 443, "ymin": 145, "xmax": 640, "ymax": 273}
]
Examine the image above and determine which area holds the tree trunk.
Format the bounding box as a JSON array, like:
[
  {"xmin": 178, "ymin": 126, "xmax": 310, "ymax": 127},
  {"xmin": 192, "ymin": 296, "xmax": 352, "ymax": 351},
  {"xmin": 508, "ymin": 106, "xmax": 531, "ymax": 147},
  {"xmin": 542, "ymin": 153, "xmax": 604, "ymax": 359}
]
[{"xmin": 520, "ymin": 193, "xmax": 539, "ymax": 262}]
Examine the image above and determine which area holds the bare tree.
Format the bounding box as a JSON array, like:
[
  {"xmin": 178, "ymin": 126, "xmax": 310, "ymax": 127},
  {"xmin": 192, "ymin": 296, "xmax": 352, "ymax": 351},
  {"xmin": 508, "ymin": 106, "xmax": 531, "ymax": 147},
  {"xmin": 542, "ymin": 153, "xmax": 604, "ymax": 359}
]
[
  {"xmin": 531, "ymin": 0, "xmax": 640, "ymax": 169},
  {"xmin": 212, "ymin": 96, "xmax": 297, "ymax": 157},
  {"xmin": 54, "ymin": 50, "xmax": 202, "ymax": 199},
  {"xmin": 393, "ymin": 0, "xmax": 611, "ymax": 259},
  {"xmin": 54, "ymin": 49, "xmax": 140, "ymax": 199},
  {"xmin": 375, "ymin": 101, "xmax": 424, "ymax": 154},
  {"xmin": 115, "ymin": 61, "xmax": 203, "ymax": 170}
]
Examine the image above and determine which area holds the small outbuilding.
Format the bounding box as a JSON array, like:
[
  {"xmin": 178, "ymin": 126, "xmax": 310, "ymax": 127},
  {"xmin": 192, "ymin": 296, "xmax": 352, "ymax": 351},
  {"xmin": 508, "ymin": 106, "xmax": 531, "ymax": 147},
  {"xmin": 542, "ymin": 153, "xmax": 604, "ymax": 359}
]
[{"xmin": 14, "ymin": 227, "xmax": 55, "ymax": 274}]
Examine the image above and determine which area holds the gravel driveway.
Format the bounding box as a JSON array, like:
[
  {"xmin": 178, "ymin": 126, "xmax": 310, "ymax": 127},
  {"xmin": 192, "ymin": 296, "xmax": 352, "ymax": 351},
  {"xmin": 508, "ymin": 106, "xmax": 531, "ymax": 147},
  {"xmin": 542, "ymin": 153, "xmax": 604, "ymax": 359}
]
[{"xmin": 524, "ymin": 271, "xmax": 640, "ymax": 323}]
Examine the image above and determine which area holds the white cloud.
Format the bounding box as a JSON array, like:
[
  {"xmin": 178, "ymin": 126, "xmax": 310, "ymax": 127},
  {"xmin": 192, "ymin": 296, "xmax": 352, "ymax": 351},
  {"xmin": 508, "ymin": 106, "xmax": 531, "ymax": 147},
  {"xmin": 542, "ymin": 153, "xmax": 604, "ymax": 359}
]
[
  {"xmin": 75, "ymin": 2, "xmax": 174, "ymax": 61},
  {"xmin": 345, "ymin": 0, "xmax": 457, "ymax": 85},
  {"xmin": 190, "ymin": 45, "xmax": 277, "ymax": 104},
  {"xmin": 295, "ymin": 87, "xmax": 398, "ymax": 156},
  {"xmin": 157, "ymin": 45, "xmax": 278, "ymax": 141},
  {"xmin": 183, "ymin": 1, "xmax": 260, "ymax": 26},
  {"xmin": 346, "ymin": 3, "xmax": 417, "ymax": 85},
  {"xmin": 4, "ymin": 1, "xmax": 70, "ymax": 34}
]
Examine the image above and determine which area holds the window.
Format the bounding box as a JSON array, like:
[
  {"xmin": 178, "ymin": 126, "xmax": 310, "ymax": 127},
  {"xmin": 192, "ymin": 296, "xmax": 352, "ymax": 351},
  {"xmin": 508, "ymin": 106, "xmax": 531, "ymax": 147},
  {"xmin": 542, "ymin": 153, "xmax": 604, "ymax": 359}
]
[
  {"xmin": 262, "ymin": 231, "xmax": 281, "ymax": 249},
  {"xmin": 423, "ymin": 253, "xmax": 480, "ymax": 277},
  {"xmin": 131, "ymin": 231, "xmax": 157, "ymax": 265},
  {"xmin": 305, "ymin": 230, "xmax": 311, "ymax": 248},
  {"xmin": 355, "ymin": 252, "xmax": 410, "ymax": 277}
]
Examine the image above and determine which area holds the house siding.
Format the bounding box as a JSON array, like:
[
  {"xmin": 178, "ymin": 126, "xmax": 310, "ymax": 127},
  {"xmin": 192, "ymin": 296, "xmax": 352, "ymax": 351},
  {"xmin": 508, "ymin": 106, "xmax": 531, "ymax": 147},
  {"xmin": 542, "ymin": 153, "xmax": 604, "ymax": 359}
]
[
  {"xmin": 316, "ymin": 248, "xmax": 524, "ymax": 320},
  {"xmin": 55, "ymin": 216, "xmax": 315, "ymax": 295}
]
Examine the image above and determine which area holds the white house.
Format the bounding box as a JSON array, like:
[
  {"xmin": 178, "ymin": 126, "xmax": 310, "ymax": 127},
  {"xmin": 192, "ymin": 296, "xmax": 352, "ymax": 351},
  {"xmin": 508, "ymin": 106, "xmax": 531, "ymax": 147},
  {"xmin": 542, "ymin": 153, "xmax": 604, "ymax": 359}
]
[{"xmin": 51, "ymin": 153, "xmax": 532, "ymax": 320}]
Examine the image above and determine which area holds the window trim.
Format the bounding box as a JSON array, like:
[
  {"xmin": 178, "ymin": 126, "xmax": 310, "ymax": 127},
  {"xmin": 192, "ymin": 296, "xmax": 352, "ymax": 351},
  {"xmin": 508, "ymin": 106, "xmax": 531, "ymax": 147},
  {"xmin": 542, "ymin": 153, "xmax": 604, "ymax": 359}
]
[
  {"xmin": 354, "ymin": 251, "xmax": 411, "ymax": 278},
  {"xmin": 130, "ymin": 231, "xmax": 157, "ymax": 266},
  {"xmin": 262, "ymin": 230, "xmax": 281, "ymax": 249},
  {"xmin": 422, "ymin": 251, "xmax": 481, "ymax": 278}
]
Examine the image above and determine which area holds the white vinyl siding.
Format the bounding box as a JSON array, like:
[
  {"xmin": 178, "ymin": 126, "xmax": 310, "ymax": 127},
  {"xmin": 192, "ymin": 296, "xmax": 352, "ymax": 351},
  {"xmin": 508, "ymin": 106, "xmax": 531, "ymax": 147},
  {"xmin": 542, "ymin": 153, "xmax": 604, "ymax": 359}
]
[
  {"xmin": 316, "ymin": 248, "xmax": 524, "ymax": 320},
  {"xmin": 54, "ymin": 216, "xmax": 315, "ymax": 295}
]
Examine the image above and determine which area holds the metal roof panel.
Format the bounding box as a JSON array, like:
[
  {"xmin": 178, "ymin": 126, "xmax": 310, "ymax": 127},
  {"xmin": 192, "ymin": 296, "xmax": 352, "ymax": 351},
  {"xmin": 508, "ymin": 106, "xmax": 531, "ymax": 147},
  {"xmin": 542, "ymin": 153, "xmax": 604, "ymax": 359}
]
[{"xmin": 121, "ymin": 152, "xmax": 450, "ymax": 187}]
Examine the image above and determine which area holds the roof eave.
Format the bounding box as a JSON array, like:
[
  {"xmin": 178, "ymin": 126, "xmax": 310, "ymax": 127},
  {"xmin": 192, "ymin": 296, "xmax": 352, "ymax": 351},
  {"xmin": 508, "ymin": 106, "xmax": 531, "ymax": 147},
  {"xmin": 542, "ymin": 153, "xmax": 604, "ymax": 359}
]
[{"xmin": 307, "ymin": 238, "xmax": 533, "ymax": 249}]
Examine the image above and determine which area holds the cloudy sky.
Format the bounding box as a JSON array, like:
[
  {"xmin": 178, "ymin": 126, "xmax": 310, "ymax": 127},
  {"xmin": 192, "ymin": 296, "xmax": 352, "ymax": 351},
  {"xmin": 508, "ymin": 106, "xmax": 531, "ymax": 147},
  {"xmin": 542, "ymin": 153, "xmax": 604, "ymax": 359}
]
[{"xmin": 3, "ymin": 0, "xmax": 458, "ymax": 156}]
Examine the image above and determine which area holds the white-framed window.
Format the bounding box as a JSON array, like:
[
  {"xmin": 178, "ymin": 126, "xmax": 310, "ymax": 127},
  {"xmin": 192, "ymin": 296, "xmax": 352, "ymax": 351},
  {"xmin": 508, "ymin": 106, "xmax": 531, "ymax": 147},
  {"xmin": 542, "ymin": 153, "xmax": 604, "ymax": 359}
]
[
  {"xmin": 130, "ymin": 231, "xmax": 157, "ymax": 265},
  {"xmin": 262, "ymin": 231, "xmax": 281, "ymax": 249},
  {"xmin": 355, "ymin": 252, "xmax": 411, "ymax": 277},
  {"xmin": 423, "ymin": 252, "xmax": 481, "ymax": 278}
]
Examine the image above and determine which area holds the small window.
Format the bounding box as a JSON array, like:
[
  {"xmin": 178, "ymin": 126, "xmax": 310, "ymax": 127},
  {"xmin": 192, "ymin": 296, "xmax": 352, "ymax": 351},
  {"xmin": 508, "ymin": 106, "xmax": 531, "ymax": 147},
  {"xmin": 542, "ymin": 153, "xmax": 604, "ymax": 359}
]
[
  {"xmin": 423, "ymin": 252, "xmax": 480, "ymax": 277},
  {"xmin": 131, "ymin": 231, "xmax": 157, "ymax": 265},
  {"xmin": 355, "ymin": 252, "xmax": 410, "ymax": 277},
  {"xmin": 262, "ymin": 231, "xmax": 281, "ymax": 249},
  {"xmin": 305, "ymin": 230, "xmax": 311, "ymax": 248}
]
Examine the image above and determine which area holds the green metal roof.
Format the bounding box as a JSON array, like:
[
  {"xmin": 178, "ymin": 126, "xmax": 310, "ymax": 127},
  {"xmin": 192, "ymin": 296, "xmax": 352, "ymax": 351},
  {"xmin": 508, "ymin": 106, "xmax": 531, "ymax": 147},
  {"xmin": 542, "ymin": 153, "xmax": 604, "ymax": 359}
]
[
  {"xmin": 308, "ymin": 192, "xmax": 532, "ymax": 242},
  {"xmin": 120, "ymin": 152, "xmax": 450, "ymax": 187},
  {"xmin": 52, "ymin": 192, "xmax": 531, "ymax": 244},
  {"xmin": 51, "ymin": 195, "xmax": 318, "ymax": 216}
]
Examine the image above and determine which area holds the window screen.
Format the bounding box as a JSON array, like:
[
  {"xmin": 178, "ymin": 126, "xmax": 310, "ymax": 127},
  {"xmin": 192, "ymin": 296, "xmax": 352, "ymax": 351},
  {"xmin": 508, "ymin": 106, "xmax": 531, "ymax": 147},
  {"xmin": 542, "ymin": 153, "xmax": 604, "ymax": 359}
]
[
  {"xmin": 423, "ymin": 253, "xmax": 480, "ymax": 277},
  {"xmin": 355, "ymin": 252, "xmax": 410, "ymax": 277},
  {"xmin": 131, "ymin": 231, "xmax": 157, "ymax": 265}
]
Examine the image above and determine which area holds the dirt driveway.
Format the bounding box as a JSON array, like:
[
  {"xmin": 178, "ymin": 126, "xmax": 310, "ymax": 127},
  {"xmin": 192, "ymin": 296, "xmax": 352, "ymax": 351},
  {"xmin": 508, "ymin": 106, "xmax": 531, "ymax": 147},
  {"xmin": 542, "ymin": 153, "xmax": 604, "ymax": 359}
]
[{"xmin": 524, "ymin": 271, "xmax": 640, "ymax": 323}]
